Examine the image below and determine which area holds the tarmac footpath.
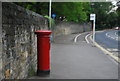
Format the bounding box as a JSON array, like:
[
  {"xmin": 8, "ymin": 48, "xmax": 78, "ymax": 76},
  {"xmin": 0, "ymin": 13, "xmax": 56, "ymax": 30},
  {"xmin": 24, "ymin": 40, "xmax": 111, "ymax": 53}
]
[{"xmin": 29, "ymin": 33, "xmax": 118, "ymax": 79}]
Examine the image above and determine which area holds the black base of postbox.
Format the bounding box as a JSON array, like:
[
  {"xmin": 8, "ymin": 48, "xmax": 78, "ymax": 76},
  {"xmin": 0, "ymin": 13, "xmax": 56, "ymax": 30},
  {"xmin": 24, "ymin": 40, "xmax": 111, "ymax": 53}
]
[{"xmin": 37, "ymin": 70, "xmax": 50, "ymax": 76}]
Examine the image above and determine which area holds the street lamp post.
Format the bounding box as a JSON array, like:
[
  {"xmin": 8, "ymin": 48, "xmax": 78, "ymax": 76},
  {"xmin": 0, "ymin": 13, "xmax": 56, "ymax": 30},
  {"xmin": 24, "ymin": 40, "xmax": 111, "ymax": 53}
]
[{"xmin": 49, "ymin": 0, "xmax": 52, "ymax": 30}]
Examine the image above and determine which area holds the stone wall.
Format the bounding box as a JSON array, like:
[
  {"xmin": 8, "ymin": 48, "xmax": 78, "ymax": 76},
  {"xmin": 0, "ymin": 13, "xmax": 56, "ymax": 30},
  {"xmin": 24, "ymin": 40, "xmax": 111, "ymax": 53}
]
[
  {"xmin": 53, "ymin": 22, "xmax": 91, "ymax": 39},
  {"xmin": 1, "ymin": 2, "xmax": 48, "ymax": 79},
  {"xmin": 0, "ymin": 1, "xmax": 3, "ymax": 81}
]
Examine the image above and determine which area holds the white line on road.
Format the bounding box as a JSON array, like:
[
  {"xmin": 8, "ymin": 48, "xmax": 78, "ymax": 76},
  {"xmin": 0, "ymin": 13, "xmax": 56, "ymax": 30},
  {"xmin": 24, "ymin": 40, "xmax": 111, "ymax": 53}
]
[
  {"xmin": 115, "ymin": 32, "xmax": 118, "ymax": 36},
  {"xmin": 74, "ymin": 34, "xmax": 81, "ymax": 43},
  {"xmin": 85, "ymin": 34, "xmax": 91, "ymax": 44},
  {"xmin": 106, "ymin": 32, "xmax": 118, "ymax": 40},
  {"xmin": 106, "ymin": 33, "xmax": 111, "ymax": 38},
  {"xmin": 106, "ymin": 33, "xmax": 108, "ymax": 37}
]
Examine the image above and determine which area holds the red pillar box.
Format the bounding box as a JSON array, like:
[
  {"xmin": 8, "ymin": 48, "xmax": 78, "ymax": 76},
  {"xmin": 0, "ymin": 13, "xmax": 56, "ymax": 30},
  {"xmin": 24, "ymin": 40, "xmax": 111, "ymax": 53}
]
[{"xmin": 34, "ymin": 30, "xmax": 52, "ymax": 76}]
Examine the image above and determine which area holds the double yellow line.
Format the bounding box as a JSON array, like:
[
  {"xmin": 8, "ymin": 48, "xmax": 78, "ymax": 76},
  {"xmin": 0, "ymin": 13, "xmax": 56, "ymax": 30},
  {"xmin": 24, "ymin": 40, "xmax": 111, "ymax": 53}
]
[{"xmin": 90, "ymin": 35, "xmax": 120, "ymax": 63}]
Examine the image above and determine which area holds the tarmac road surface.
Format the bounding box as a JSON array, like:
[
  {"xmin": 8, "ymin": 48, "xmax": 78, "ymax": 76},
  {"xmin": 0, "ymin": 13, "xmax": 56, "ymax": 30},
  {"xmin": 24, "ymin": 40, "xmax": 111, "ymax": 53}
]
[{"xmin": 95, "ymin": 30, "xmax": 119, "ymax": 49}]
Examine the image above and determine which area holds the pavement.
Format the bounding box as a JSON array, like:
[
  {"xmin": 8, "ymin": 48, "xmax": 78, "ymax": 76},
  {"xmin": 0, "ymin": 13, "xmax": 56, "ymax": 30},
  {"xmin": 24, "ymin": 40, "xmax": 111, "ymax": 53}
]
[{"xmin": 29, "ymin": 32, "xmax": 118, "ymax": 79}]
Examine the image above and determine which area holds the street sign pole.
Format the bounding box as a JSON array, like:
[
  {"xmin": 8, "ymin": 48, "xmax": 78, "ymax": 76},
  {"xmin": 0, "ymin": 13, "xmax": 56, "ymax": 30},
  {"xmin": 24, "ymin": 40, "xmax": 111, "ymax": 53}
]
[
  {"xmin": 90, "ymin": 14, "xmax": 96, "ymax": 44},
  {"xmin": 93, "ymin": 19, "xmax": 95, "ymax": 43}
]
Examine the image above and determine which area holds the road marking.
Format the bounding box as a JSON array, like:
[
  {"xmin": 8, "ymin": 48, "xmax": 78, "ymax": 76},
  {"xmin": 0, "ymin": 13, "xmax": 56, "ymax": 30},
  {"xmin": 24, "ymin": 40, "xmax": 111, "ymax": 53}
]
[
  {"xmin": 74, "ymin": 34, "xmax": 81, "ymax": 43},
  {"xmin": 106, "ymin": 33, "xmax": 109, "ymax": 37},
  {"xmin": 106, "ymin": 32, "xmax": 111, "ymax": 38},
  {"xmin": 107, "ymin": 48, "xmax": 119, "ymax": 51},
  {"xmin": 106, "ymin": 32, "xmax": 119, "ymax": 41},
  {"xmin": 85, "ymin": 34, "xmax": 91, "ymax": 44},
  {"xmin": 115, "ymin": 32, "xmax": 117, "ymax": 36},
  {"xmin": 90, "ymin": 35, "xmax": 120, "ymax": 63}
]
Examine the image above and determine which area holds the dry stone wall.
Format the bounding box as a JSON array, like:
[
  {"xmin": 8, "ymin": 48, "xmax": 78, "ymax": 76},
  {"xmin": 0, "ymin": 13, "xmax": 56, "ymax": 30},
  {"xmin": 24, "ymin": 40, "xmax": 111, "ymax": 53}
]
[
  {"xmin": 0, "ymin": 1, "xmax": 3, "ymax": 81},
  {"xmin": 1, "ymin": 2, "xmax": 48, "ymax": 79}
]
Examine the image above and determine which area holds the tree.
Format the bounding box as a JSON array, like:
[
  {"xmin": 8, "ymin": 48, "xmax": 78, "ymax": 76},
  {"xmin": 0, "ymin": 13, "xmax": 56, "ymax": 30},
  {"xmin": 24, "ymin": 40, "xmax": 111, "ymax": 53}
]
[
  {"xmin": 91, "ymin": 2, "xmax": 113, "ymax": 30},
  {"xmin": 15, "ymin": 2, "xmax": 120, "ymax": 30},
  {"xmin": 51, "ymin": 2, "xmax": 90, "ymax": 23},
  {"xmin": 15, "ymin": 2, "xmax": 91, "ymax": 23},
  {"xmin": 15, "ymin": 2, "xmax": 49, "ymax": 15},
  {"xmin": 116, "ymin": 2, "xmax": 120, "ymax": 26},
  {"xmin": 107, "ymin": 12, "xmax": 118, "ymax": 28}
]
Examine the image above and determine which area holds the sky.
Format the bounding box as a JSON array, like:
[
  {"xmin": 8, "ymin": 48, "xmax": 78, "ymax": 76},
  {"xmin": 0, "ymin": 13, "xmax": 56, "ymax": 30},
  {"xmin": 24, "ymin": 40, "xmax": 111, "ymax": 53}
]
[{"xmin": 109, "ymin": 0, "xmax": 118, "ymax": 13}]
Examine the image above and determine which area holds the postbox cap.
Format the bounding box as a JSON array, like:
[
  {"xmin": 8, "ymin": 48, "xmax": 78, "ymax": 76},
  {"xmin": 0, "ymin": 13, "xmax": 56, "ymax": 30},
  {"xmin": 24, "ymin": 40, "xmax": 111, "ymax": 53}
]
[{"xmin": 34, "ymin": 30, "xmax": 52, "ymax": 35}]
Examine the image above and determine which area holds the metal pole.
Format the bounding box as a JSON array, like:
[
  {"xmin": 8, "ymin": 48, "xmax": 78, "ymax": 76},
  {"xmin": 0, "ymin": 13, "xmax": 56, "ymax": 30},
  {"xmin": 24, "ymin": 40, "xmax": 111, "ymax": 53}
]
[
  {"xmin": 49, "ymin": 0, "xmax": 52, "ymax": 30},
  {"xmin": 93, "ymin": 19, "xmax": 95, "ymax": 43}
]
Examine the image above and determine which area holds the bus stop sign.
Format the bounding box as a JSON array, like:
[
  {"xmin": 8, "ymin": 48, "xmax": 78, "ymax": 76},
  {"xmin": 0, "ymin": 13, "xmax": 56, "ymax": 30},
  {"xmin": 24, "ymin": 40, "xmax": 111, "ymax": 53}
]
[{"xmin": 90, "ymin": 14, "xmax": 96, "ymax": 21}]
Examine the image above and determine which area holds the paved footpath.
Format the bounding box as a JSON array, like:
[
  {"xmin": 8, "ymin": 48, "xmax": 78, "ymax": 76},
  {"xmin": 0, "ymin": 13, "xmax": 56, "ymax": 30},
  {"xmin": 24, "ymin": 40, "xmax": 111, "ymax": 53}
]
[{"xmin": 30, "ymin": 33, "xmax": 118, "ymax": 79}]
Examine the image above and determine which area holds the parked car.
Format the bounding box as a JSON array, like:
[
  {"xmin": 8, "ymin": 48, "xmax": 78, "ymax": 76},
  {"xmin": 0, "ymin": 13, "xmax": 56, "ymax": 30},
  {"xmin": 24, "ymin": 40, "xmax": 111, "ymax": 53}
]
[{"xmin": 113, "ymin": 27, "xmax": 120, "ymax": 30}]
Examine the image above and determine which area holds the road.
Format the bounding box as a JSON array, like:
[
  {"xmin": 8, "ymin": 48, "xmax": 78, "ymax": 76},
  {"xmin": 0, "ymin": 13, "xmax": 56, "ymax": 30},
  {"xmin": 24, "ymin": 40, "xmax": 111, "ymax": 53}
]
[
  {"xmin": 30, "ymin": 32, "xmax": 118, "ymax": 79},
  {"xmin": 95, "ymin": 30, "xmax": 119, "ymax": 57}
]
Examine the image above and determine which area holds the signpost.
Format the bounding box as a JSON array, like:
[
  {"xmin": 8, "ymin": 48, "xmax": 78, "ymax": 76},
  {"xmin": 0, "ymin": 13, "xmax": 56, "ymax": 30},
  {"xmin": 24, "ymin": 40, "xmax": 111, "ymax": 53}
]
[
  {"xmin": 90, "ymin": 14, "xmax": 95, "ymax": 21},
  {"xmin": 90, "ymin": 14, "xmax": 96, "ymax": 43},
  {"xmin": 52, "ymin": 14, "xmax": 56, "ymax": 19}
]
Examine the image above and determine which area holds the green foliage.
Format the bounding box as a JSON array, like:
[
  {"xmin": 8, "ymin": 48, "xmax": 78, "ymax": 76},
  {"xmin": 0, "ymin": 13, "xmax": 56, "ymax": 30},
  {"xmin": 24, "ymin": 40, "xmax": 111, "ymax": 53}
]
[
  {"xmin": 91, "ymin": 2, "xmax": 118, "ymax": 29},
  {"xmin": 116, "ymin": 7, "xmax": 120, "ymax": 26},
  {"xmin": 15, "ymin": 2, "xmax": 49, "ymax": 15},
  {"xmin": 52, "ymin": 2, "xmax": 90, "ymax": 23},
  {"xmin": 15, "ymin": 2, "xmax": 119, "ymax": 30},
  {"xmin": 44, "ymin": 15, "xmax": 55, "ymax": 29},
  {"xmin": 107, "ymin": 12, "xmax": 118, "ymax": 28},
  {"xmin": 15, "ymin": 2, "xmax": 91, "ymax": 23},
  {"xmin": 28, "ymin": 67, "xmax": 36, "ymax": 77}
]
